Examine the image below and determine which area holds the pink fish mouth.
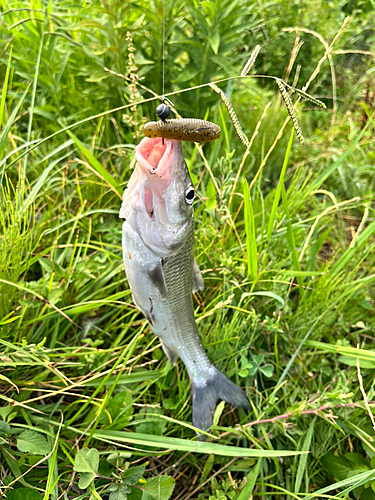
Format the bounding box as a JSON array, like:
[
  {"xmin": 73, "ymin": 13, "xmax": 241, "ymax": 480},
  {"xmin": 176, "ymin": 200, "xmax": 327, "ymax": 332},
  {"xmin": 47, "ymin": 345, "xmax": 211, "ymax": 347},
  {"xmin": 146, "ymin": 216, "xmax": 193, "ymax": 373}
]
[
  {"xmin": 135, "ymin": 136, "xmax": 175, "ymax": 174},
  {"xmin": 137, "ymin": 137, "xmax": 167, "ymax": 169}
]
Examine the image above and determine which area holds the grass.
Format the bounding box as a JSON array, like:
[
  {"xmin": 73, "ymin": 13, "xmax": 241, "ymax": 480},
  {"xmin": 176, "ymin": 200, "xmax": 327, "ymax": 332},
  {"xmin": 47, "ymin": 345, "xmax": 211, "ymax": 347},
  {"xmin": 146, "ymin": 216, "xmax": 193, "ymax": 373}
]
[{"xmin": 1, "ymin": 1, "xmax": 375, "ymax": 499}]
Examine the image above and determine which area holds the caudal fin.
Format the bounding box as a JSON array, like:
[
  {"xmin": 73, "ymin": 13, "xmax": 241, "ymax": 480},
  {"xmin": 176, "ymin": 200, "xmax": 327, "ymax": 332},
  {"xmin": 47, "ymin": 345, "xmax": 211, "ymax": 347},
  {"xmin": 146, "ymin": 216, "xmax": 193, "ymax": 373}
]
[{"xmin": 191, "ymin": 367, "xmax": 250, "ymax": 440}]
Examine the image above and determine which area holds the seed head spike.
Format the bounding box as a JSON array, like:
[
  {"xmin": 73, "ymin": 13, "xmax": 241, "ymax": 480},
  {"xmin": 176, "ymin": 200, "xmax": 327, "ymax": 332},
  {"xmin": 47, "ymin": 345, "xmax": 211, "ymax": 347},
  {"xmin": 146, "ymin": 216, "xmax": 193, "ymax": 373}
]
[
  {"xmin": 289, "ymin": 86, "xmax": 327, "ymax": 109},
  {"xmin": 241, "ymin": 45, "xmax": 261, "ymax": 77},
  {"xmin": 276, "ymin": 79, "xmax": 305, "ymax": 144},
  {"xmin": 210, "ymin": 84, "xmax": 250, "ymax": 148}
]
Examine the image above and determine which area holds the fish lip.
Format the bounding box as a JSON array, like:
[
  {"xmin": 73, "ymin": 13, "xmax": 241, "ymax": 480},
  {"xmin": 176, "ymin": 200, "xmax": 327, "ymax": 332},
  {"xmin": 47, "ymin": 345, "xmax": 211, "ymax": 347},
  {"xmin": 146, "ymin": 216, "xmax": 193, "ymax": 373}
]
[{"xmin": 135, "ymin": 137, "xmax": 174, "ymax": 179}]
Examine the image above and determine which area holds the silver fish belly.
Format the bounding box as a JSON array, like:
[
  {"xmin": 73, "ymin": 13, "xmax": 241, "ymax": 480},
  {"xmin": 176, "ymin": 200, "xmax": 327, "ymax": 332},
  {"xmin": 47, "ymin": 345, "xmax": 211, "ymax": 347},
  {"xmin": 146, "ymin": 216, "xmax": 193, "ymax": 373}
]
[{"xmin": 120, "ymin": 137, "xmax": 250, "ymax": 436}]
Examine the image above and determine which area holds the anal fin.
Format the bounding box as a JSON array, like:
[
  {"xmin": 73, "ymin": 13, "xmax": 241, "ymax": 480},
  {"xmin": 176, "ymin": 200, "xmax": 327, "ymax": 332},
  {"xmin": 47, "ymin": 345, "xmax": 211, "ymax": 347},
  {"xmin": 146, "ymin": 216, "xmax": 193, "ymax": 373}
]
[
  {"xmin": 160, "ymin": 340, "xmax": 178, "ymax": 365},
  {"xmin": 132, "ymin": 294, "xmax": 154, "ymax": 326},
  {"xmin": 192, "ymin": 258, "xmax": 204, "ymax": 293}
]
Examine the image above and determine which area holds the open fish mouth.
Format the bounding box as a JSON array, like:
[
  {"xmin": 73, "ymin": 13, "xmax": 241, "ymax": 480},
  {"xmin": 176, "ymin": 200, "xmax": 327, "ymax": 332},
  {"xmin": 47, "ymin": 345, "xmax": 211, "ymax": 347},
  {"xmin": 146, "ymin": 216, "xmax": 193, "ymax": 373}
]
[
  {"xmin": 137, "ymin": 137, "xmax": 167, "ymax": 169},
  {"xmin": 135, "ymin": 137, "xmax": 176, "ymax": 182}
]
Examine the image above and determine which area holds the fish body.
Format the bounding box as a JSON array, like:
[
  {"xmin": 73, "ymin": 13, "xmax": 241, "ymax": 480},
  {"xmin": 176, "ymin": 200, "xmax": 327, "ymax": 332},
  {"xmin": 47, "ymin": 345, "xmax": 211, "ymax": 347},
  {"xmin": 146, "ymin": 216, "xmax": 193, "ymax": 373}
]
[{"xmin": 120, "ymin": 137, "xmax": 249, "ymax": 436}]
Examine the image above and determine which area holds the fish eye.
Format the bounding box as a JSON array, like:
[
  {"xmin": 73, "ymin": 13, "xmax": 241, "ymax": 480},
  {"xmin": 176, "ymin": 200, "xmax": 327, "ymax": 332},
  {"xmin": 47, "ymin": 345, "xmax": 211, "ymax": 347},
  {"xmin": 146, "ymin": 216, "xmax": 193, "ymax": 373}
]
[{"xmin": 185, "ymin": 185, "xmax": 195, "ymax": 205}]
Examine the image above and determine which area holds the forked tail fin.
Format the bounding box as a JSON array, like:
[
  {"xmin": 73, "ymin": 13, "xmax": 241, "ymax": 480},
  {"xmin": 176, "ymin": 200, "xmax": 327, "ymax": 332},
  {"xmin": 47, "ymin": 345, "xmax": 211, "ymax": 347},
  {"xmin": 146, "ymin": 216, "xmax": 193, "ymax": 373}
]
[{"xmin": 191, "ymin": 367, "xmax": 250, "ymax": 440}]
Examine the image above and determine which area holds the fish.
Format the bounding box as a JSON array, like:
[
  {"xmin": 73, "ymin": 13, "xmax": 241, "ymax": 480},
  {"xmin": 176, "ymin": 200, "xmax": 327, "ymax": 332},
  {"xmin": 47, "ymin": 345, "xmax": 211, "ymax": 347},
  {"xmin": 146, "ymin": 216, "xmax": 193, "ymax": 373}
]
[{"xmin": 120, "ymin": 136, "xmax": 250, "ymax": 438}]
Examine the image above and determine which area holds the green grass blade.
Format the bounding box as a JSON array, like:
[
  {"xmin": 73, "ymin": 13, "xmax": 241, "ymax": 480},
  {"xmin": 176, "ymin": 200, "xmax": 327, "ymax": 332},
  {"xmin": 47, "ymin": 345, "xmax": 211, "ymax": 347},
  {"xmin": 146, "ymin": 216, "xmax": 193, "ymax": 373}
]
[
  {"xmin": 0, "ymin": 84, "xmax": 31, "ymax": 169},
  {"xmin": 85, "ymin": 329, "xmax": 143, "ymax": 446},
  {"xmin": 66, "ymin": 129, "xmax": 122, "ymax": 197},
  {"xmin": 44, "ymin": 427, "xmax": 60, "ymax": 500},
  {"xmin": 304, "ymin": 340, "xmax": 375, "ymax": 364},
  {"xmin": 0, "ymin": 449, "xmax": 34, "ymax": 488},
  {"xmin": 0, "ymin": 47, "xmax": 12, "ymax": 129},
  {"xmin": 24, "ymin": 32, "xmax": 44, "ymax": 173},
  {"xmin": 272, "ymin": 319, "xmax": 318, "ymax": 394},
  {"xmin": 0, "ymin": 278, "xmax": 80, "ymax": 328},
  {"xmin": 218, "ymin": 103, "xmax": 230, "ymax": 151},
  {"xmin": 236, "ymin": 457, "xmax": 262, "ymax": 500},
  {"xmin": 308, "ymin": 228, "xmax": 332, "ymax": 271},
  {"xmin": 294, "ymin": 417, "xmax": 315, "ymax": 494},
  {"xmin": 243, "ymin": 178, "xmax": 258, "ymax": 281},
  {"xmin": 65, "ymin": 329, "xmax": 143, "ymax": 429},
  {"xmin": 266, "ymin": 128, "xmax": 294, "ymax": 242},
  {"xmin": 23, "ymin": 142, "xmax": 74, "ymax": 209},
  {"xmin": 331, "ymin": 219, "xmax": 375, "ymax": 275},
  {"xmin": 269, "ymin": 270, "xmax": 325, "ymax": 277},
  {"xmin": 304, "ymin": 469, "xmax": 375, "ymax": 499},
  {"xmin": 86, "ymin": 429, "xmax": 307, "ymax": 458},
  {"xmin": 84, "ymin": 370, "xmax": 161, "ymax": 387},
  {"xmin": 248, "ymin": 290, "xmax": 284, "ymax": 307},
  {"xmin": 308, "ymin": 120, "xmax": 371, "ymax": 193},
  {"xmin": 281, "ymin": 184, "xmax": 303, "ymax": 289}
]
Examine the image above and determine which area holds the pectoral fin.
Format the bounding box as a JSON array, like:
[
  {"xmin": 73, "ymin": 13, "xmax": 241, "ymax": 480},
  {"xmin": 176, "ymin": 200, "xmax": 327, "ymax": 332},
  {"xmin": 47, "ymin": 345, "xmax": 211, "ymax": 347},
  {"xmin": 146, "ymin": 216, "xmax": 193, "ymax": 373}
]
[
  {"xmin": 192, "ymin": 259, "xmax": 204, "ymax": 293},
  {"xmin": 147, "ymin": 260, "xmax": 168, "ymax": 298}
]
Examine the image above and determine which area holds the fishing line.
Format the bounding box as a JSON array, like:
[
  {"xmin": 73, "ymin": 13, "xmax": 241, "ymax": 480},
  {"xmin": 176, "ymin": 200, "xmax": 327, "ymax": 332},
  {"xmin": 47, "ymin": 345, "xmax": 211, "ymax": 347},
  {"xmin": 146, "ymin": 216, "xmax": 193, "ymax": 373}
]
[
  {"xmin": 160, "ymin": 0, "xmax": 167, "ymax": 144},
  {"xmin": 162, "ymin": 0, "xmax": 165, "ymax": 100}
]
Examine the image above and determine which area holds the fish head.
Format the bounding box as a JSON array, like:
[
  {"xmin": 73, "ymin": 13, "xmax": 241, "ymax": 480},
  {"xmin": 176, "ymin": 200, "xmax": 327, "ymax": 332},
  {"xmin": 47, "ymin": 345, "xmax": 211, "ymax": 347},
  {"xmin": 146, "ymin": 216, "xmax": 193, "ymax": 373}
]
[{"xmin": 120, "ymin": 137, "xmax": 194, "ymax": 256}]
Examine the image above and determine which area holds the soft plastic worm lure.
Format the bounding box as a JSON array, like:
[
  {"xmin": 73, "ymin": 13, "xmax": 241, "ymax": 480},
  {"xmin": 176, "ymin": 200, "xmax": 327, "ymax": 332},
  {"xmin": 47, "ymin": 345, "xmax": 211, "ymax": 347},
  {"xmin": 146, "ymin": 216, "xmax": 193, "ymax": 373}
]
[{"xmin": 143, "ymin": 119, "xmax": 221, "ymax": 142}]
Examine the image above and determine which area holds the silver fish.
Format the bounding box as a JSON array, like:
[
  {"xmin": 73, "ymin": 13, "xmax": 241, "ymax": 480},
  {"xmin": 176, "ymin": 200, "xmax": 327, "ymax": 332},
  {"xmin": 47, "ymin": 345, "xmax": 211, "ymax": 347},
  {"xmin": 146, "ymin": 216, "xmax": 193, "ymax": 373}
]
[{"xmin": 120, "ymin": 137, "xmax": 250, "ymax": 437}]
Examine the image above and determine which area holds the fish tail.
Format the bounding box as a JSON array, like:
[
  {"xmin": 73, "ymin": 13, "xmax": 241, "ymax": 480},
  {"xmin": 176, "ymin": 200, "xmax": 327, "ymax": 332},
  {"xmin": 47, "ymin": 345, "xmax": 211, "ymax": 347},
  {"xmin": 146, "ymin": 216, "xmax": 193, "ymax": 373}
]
[{"xmin": 191, "ymin": 367, "xmax": 250, "ymax": 440}]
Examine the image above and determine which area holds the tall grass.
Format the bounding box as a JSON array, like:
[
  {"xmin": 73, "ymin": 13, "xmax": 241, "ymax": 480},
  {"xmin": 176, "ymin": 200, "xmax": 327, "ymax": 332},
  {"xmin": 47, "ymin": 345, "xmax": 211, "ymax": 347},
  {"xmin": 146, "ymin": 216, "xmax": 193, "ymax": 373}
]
[{"xmin": 1, "ymin": 1, "xmax": 375, "ymax": 499}]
